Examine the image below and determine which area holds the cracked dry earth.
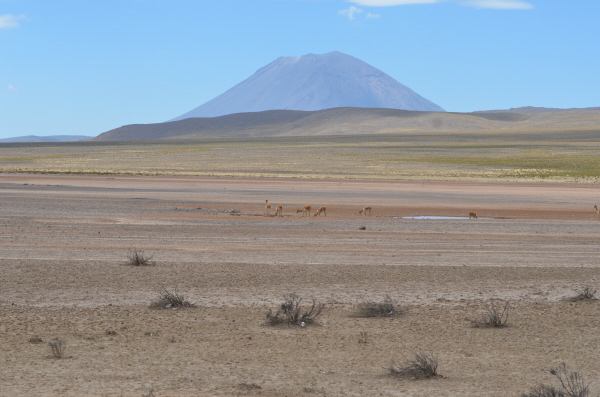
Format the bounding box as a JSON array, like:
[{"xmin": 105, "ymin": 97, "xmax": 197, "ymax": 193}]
[{"xmin": 1, "ymin": 174, "xmax": 599, "ymax": 397}]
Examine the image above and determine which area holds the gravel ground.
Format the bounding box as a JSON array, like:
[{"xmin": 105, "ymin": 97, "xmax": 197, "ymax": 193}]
[{"xmin": 1, "ymin": 174, "xmax": 599, "ymax": 397}]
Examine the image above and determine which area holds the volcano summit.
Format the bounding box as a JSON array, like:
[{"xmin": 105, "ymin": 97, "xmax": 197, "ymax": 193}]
[{"xmin": 171, "ymin": 51, "xmax": 444, "ymax": 121}]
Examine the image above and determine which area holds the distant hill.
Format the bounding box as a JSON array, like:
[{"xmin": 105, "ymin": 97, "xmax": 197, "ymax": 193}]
[
  {"xmin": 94, "ymin": 107, "xmax": 600, "ymax": 141},
  {"xmin": 0, "ymin": 135, "xmax": 93, "ymax": 143},
  {"xmin": 170, "ymin": 51, "xmax": 444, "ymax": 121},
  {"xmin": 473, "ymin": 106, "xmax": 600, "ymax": 114}
]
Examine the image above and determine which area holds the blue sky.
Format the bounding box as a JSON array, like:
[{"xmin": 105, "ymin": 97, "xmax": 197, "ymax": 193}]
[{"xmin": 1, "ymin": 0, "xmax": 598, "ymax": 139}]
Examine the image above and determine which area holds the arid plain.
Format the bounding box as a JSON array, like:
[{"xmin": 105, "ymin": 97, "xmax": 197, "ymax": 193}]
[{"xmin": 1, "ymin": 134, "xmax": 600, "ymax": 397}]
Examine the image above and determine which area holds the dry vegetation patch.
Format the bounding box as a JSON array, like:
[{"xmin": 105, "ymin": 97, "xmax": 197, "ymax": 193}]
[
  {"xmin": 48, "ymin": 339, "xmax": 67, "ymax": 359},
  {"xmin": 467, "ymin": 299, "xmax": 510, "ymax": 328},
  {"xmin": 266, "ymin": 293, "xmax": 324, "ymax": 327},
  {"xmin": 388, "ymin": 352, "xmax": 440, "ymax": 380},
  {"xmin": 521, "ymin": 363, "xmax": 595, "ymax": 397},
  {"xmin": 126, "ymin": 249, "xmax": 155, "ymax": 266},
  {"xmin": 355, "ymin": 294, "xmax": 403, "ymax": 317},
  {"xmin": 567, "ymin": 286, "xmax": 597, "ymax": 302},
  {"xmin": 150, "ymin": 287, "xmax": 197, "ymax": 309}
]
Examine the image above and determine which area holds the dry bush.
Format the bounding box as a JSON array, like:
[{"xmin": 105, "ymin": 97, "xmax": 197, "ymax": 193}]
[
  {"xmin": 358, "ymin": 330, "xmax": 368, "ymax": 344},
  {"xmin": 48, "ymin": 339, "xmax": 67, "ymax": 359},
  {"xmin": 127, "ymin": 249, "xmax": 155, "ymax": 266},
  {"xmin": 266, "ymin": 293, "xmax": 324, "ymax": 326},
  {"xmin": 355, "ymin": 294, "xmax": 403, "ymax": 317},
  {"xmin": 468, "ymin": 299, "xmax": 510, "ymax": 328},
  {"xmin": 150, "ymin": 287, "xmax": 196, "ymax": 309},
  {"xmin": 29, "ymin": 337, "xmax": 43, "ymax": 344},
  {"xmin": 388, "ymin": 352, "xmax": 439, "ymax": 380},
  {"xmin": 238, "ymin": 383, "xmax": 262, "ymax": 390},
  {"xmin": 142, "ymin": 389, "xmax": 156, "ymax": 397},
  {"xmin": 303, "ymin": 386, "xmax": 326, "ymax": 394},
  {"xmin": 521, "ymin": 362, "xmax": 593, "ymax": 397},
  {"xmin": 568, "ymin": 286, "xmax": 597, "ymax": 302}
]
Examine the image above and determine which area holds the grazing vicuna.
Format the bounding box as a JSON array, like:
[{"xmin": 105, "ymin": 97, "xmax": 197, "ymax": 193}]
[
  {"xmin": 359, "ymin": 206, "xmax": 372, "ymax": 216},
  {"xmin": 469, "ymin": 211, "xmax": 477, "ymax": 219},
  {"xmin": 296, "ymin": 205, "xmax": 312, "ymax": 217},
  {"xmin": 314, "ymin": 206, "xmax": 326, "ymax": 217},
  {"xmin": 274, "ymin": 205, "xmax": 283, "ymax": 217}
]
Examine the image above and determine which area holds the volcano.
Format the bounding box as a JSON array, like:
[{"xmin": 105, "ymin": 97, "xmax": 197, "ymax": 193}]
[{"xmin": 170, "ymin": 51, "xmax": 444, "ymax": 121}]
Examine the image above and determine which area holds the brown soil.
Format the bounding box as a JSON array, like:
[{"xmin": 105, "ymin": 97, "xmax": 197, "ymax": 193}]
[{"xmin": 1, "ymin": 174, "xmax": 599, "ymax": 396}]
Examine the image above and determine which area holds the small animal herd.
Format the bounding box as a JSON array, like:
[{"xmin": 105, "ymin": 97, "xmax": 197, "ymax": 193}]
[
  {"xmin": 264, "ymin": 200, "xmax": 479, "ymax": 219},
  {"xmin": 263, "ymin": 203, "xmax": 600, "ymax": 220},
  {"xmin": 264, "ymin": 200, "xmax": 373, "ymax": 217}
]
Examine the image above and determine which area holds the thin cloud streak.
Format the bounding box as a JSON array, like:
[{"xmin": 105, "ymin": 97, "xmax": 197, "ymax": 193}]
[
  {"xmin": 339, "ymin": 6, "xmax": 363, "ymax": 19},
  {"xmin": 347, "ymin": 0, "xmax": 534, "ymax": 8},
  {"xmin": 460, "ymin": 0, "xmax": 534, "ymax": 9},
  {"xmin": 349, "ymin": 0, "xmax": 440, "ymax": 5},
  {"xmin": 0, "ymin": 14, "xmax": 27, "ymax": 29}
]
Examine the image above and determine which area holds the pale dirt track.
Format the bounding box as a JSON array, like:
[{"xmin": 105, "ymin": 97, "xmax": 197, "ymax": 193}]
[{"xmin": 1, "ymin": 174, "xmax": 600, "ymax": 397}]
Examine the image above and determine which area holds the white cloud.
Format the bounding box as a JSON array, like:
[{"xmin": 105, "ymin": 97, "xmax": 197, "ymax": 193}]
[
  {"xmin": 339, "ymin": 6, "xmax": 363, "ymax": 20},
  {"xmin": 349, "ymin": 0, "xmax": 440, "ymax": 6},
  {"xmin": 460, "ymin": 0, "xmax": 534, "ymax": 9},
  {"xmin": 366, "ymin": 12, "xmax": 382, "ymax": 18},
  {"xmin": 0, "ymin": 14, "xmax": 27, "ymax": 29},
  {"xmin": 8, "ymin": 84, "xmax": 18, "ymax": 92},
  {"xmin": 347, "ymin": 0, "xmax": 534, "ymax": 8}
]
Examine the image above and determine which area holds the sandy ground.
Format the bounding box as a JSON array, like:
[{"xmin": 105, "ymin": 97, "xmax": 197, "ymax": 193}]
[{"xmin": 1, "ymin": 174, "xmax": 600, "ymax": 397}]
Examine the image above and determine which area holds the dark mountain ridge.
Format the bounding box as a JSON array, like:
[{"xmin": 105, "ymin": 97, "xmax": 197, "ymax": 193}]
[
  {"xmin": 0, "ymin": 135, "xmax": 92, "ymax": 143},
  {"xmin": 94, "ymin": 107, "xmax": 600, "ymax": 142},
  {"xmin": 473, "ymin": 106, "xmax": 600, "ymax": 114}
]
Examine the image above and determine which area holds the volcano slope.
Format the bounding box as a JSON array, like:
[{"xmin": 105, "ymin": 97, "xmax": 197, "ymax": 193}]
[{"xmin": 1, "ymin": 174, "xmax": 599, "ymax": 397}]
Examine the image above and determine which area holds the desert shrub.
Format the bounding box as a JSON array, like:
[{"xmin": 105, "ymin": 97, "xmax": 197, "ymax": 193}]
[
  {"xmin": 303, "ymin": 386, "xmax": 326, "ymax": 394},
  {"xmin": 521, "ymin": 363, "xmax": 592, "ymax": 397},
  {"xmin": 238, "ymin": 383, "xmax": 262, "ymax": 390},
  {"xmin": 142, "ymin": 389, "xmax": 156, "ymax": 397},
  {"xmin": 388, "ymin": 352, "xmax": 439, "ymax": 380},
  {"xmin": 48, "ymin": 339, "xmax": 67, "ymax": 359},
  {"xmin": 150, "ymin": 287, "xmax": 196, "ymax": 309},
  {"xmin": 127, "ymin": 249, "xmax": 154, "ymax": 266},
  {"xmin": 266, "ymin": 293, "xmax": 324, "ymax": 326},
  {"xmin": 358, "ymin": 330, "xmax": 368, "ymax": 344},
  {"xmin": 568, "ymin": 286, "xmax": 597, "ymax": 302},
  {"xmin": 29, "ymin": 337, "xmax": 43, "ymax": 344},
  {"xmin": 356, "ymin": 294, "xmax": 403, "ymax": 317},
  {"xmin": 468, "ymin": 299, "xmax": 510, "ymax": 328}
]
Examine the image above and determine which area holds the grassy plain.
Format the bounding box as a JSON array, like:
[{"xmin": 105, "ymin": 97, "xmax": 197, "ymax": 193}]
[{"xmin": 2, "ymin": 129, "xmax": 600, "ymax": 182}]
